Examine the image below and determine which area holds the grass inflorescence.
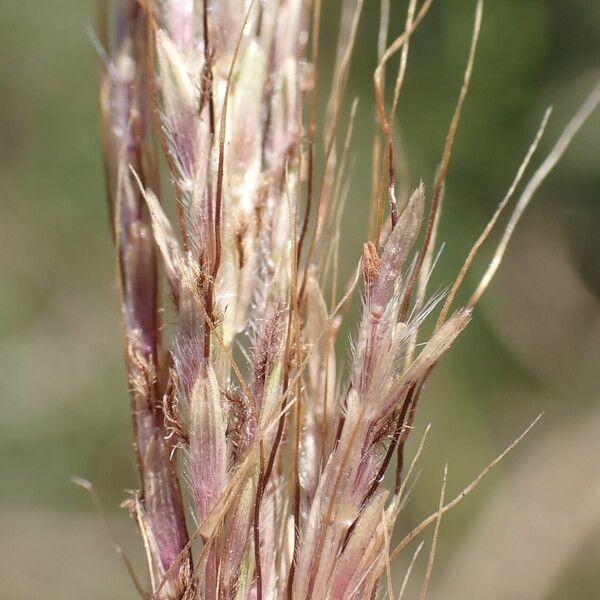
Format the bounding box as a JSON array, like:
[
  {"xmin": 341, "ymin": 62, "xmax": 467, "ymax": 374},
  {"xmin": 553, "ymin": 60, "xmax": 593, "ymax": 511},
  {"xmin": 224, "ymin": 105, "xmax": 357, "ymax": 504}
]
[{"xmin": 97, "ymin": 0, "xmax": 600, "ymax": 598}]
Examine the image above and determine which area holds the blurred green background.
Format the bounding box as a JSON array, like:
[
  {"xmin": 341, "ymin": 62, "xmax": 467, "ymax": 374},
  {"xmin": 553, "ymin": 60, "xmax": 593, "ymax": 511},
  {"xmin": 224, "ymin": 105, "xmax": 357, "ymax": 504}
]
[{"xmin": 1, "ymin": 1, "xmax": 599, "ymax": 598}]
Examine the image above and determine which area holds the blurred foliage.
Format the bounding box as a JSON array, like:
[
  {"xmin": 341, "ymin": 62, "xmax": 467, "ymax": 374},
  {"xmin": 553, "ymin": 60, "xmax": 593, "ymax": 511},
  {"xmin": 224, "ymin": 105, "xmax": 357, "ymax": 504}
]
[{"xmin": 0, "ymin": 1, "xmax": 598, "ymax": 597}]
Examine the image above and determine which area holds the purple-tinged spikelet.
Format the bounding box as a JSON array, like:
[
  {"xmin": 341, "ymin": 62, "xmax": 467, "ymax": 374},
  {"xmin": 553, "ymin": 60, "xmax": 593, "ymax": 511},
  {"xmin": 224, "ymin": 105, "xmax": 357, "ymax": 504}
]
[{"xmin": 100, "ymin": 2, "xmax": 192, "ymax": 597}]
